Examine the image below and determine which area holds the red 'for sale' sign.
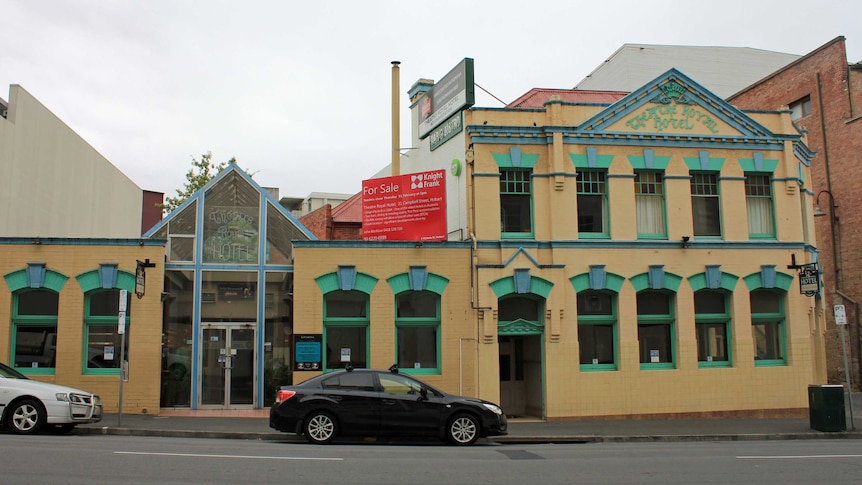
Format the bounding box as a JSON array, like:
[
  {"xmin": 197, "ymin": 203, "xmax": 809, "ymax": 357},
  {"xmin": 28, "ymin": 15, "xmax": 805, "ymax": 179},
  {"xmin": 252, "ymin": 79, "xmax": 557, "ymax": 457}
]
[{"xmin": 362, "ymin": 170, "xmax": 447, "ymax": 241}]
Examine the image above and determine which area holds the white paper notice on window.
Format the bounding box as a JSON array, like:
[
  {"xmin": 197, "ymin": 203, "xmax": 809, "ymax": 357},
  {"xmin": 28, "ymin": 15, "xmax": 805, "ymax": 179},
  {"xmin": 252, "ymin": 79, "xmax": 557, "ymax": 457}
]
[{"xmin": 650, "ymin": 349, "xmax": 660, "ymax": 363}]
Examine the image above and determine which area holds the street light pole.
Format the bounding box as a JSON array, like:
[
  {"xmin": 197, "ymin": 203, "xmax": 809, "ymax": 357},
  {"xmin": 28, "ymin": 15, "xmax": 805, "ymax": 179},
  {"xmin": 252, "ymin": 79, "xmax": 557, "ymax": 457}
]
[{"xmin": 814, "ymin": 190, "xmax": 854, "ymax": 430}]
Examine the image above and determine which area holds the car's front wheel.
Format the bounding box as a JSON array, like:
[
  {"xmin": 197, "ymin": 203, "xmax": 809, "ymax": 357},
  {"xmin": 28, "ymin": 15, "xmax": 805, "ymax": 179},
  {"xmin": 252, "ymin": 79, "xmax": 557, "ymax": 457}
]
[
  {"xmin": 303, "ymin": 411, "xmax": 337, "ymax": 444},
  {"xmin": 447, "ymin": 413, "xmax": 479, "ymax": 445},
  {"xmin": 6, "ymin": 399, "xmax": 46, "ymax": 435}
]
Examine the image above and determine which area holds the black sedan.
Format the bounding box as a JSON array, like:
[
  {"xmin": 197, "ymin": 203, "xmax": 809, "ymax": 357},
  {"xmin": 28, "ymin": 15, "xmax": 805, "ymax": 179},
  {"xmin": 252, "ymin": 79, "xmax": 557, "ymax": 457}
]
[{"xmin": 269, "ymin": 366, "xmax": 507, "ymax": 445}]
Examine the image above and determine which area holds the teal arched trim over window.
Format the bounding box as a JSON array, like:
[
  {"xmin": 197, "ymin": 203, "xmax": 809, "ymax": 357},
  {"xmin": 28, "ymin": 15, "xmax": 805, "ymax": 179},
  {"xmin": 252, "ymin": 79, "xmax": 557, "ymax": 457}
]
[
  {"xmin": 387, "ymin": 267, "xmax": 449, "ymax": 295},
  {"xmin": 5, "ymin": 265, "xmax": 68, "ymax": 293},
  {"xmin": 626, "ymin": 149, "xmax": 671, "ymax": 171},
  {"xmin": 742, "ymin": 265, "xmax": 793, "ymax": 291},
  {"xmin": 316, "ymin": 266, "xmax": 378, "ymax": 295},
  {"xmin": 490, "ymin": 270, "xmax": 553, "ymax": 298},
  {"xmin": 492, "ymin": 147, "xmax": 540, "ymax": 169},
  {"xmin": 570, "ymin": 147, "xmax": 614, "ymax": 169},
  {"xmin": 76, "ymin": 267, "xmax": 136, "ymax": 292},
  {"xmin": 688, "ymin": 266, "xmax": 739, "ymax": 292},
  {"xmin": 570, "ymin": 265, "xmax": 625, "ymax": 293},
  {"xmin": 630, "ymin": 266, "xmax": 683, "ymax": 293}
]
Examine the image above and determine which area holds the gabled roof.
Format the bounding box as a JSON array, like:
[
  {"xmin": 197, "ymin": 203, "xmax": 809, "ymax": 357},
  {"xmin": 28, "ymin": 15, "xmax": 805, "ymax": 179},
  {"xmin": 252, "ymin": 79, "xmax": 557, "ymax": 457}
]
[
  {"xmin": 331, "ymin": 192, "xmax": 362, "ymax": 223},
  {"xmin": 507, "ymin": 88, "xmax": 628, "ymax": 108},
  {"xmin": 144, "ymin": 163, "xmax": 316, "ymax": 240}
]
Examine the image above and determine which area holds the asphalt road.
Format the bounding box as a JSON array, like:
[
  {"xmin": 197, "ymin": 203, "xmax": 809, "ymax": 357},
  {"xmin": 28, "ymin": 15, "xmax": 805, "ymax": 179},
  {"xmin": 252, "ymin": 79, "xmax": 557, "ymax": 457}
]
[{"xmin": 4, "ymin": 434, "xmax": 862, "ymax": 484}]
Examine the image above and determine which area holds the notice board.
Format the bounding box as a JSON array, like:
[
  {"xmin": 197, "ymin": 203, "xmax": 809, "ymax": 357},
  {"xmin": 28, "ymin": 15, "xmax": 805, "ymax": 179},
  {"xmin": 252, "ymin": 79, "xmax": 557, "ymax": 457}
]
[{"xmin": 362, "ymin": 170, "xmax": 446, "ymax": 241}]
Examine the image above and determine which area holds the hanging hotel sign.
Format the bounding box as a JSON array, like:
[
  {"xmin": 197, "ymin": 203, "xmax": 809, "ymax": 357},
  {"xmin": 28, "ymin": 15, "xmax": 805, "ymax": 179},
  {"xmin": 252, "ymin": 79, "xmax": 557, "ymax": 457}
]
[
  {"xmin": 362, "ymin": 169, "xmax": 447, "ymax": 241},
  {"xmin": 798, "ymin": 263, "xmax": 820, "ymax": 296},
  {"xmin": 419, "ymin": 58, "xmax": 474, "ymax": 139}
]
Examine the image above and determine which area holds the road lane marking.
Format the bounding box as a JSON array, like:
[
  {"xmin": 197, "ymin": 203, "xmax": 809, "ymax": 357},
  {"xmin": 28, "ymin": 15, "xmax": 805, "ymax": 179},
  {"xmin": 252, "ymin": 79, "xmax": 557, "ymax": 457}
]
[
  {"xmin": 115, "ymin": 451, "xmax": 343, "ymax": 461},
  {"xmin": 738, "ymin": 455, "xmax": 862, "ymax": 459}
]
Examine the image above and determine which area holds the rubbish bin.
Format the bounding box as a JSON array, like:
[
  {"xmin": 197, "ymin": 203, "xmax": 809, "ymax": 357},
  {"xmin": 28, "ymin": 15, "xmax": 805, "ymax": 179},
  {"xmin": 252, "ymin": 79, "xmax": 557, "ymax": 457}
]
[{"xmin": 808, "ymin": 384, "xmax": 846, "ymax": 432}]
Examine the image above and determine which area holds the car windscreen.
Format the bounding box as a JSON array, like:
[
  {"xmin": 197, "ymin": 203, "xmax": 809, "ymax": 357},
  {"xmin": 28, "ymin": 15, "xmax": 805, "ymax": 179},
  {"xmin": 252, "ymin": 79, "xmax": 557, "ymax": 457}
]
[{"xmin": 0, "ymin": 362, "xmax": 28, "ymax": 379}]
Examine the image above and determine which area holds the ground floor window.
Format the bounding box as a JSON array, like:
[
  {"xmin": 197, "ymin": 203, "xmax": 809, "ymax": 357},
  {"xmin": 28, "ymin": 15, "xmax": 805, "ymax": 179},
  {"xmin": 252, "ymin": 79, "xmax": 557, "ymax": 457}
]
[
  {"xmin": 695, "ymin": 290, "xmax": 731, "ymax": 367},
  {"xmin": 577, "ymin": 291, "xmax": 617, "ymax": 370},
  {"xmin": 751, "ymin": 289, "xmax": 786, "ymax": 365},
  {"xmin": 12, "ymin": 289, "xmax": 59, "ymax": 373},
  {"xmin": 637, "ymin": 290, "xmax": 675, "ymax": 369},
  {"xmin": 85, "ymin": 289, "xmax": 131, "ymax": 374},
  {"xmin": 395, "ymin": 291, "xmax": 440, "ymax": 373},
  {"xmin": 324, "ymin": 290, "xmax": 369, "ymax": 370}
]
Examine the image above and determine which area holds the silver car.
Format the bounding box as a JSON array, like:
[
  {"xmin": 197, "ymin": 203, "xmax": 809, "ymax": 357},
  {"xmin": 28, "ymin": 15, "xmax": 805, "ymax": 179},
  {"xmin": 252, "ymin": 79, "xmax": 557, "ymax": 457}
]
[{"xmin": 0, "ymin": 362, "xmax": 102, "ymax": 434}]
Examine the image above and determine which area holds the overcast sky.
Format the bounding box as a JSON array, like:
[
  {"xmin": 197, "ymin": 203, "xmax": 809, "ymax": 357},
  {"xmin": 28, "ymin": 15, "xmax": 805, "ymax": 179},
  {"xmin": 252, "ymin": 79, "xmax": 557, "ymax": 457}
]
[{"xmin": 2, "ymin": 0, "xmax": 860, "ymax": 199}]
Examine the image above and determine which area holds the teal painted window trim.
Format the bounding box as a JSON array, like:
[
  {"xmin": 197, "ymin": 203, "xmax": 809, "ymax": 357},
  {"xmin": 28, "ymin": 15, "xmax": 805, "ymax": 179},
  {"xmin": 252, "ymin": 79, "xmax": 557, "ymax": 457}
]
[
  {"xmin": 490, "ymin": 274, "xmax": 554, "ymax": 298},
  {"xmin": 634, "ymin": 170, "xmax": 667, "ymax": 239},
  {"xmin": 750, "ymin": 289, "xmax": 787, "ymax": 367},
  {"xmin": 76, "ymin": 269, "xmax": 136, "ymax": 293},
  {"xmin": 742, "ymin": 271, "xmax": 793, "ymax": 291},
  {"xmin": 500, "ymin": 168, "xmax": 534, "ymax": 239},
  {"xmin": 394, "ymin": 292, "xmax": 441, "ymax": 375},
  {"xmin": 387, "ymin": 270, "xmax": 449, "ymax": 295},
  {"xmin": 10, "ymin": 289, "xmax": 59, "ymax": 375},
  {"xmin": 569, "ymin": 148, "xmax": 615, "ymax": 169},
  {"xmin": 83, "ymin": 289, "xmax": 131, "ymax": 376},
  {"xmin": 626, "ymin": 149, "xmax": 671, "ymax": 171},
  {"xmin": 577, "ymin": 291, "xmax": 619, "ymax": 372},
  {"xmin": 492, "ymin": 147, "xmax": 540, "ymax": 169},
  {"xmin": 737, "ymin": 153, "xmax": 779, "ymax": 173},
  {"xmin": 637, "ymin": 290, "xmax": 676, "ymax": 370},
  {"xmin": 577, "ymin": 169, "xmax": 609, "ymax": 238},
  {"xmin": 322, "ymin": 290, "xmax": 371, "ymax": 372},
  {"xmin": 687, "ymin": 272, "xmax": 739, "ymax": 292},
  {"xmin": 682, "ymin": 151, "xmax": 726, "ymax": 171},
  {"xmin": 694, "ymin": 290, "xmax": 732, "ymax": 369},
  {"xmin": 745, "ymin": 173, "xmax": 776, "ymax": 239},
  {"xmin": 690, "ymin": 171, "xmax": 723, "ymax": 238},
  {"xmin": 629, "ymin": 271, "xmax": 683, "ymax": 293},
  {"xmin": 315, "ymin": 271, "xmax": 378, "ymax": 294},
  {"xmin": 4, "ymin": 268, "xmax": 69, "ymax": 293},
  {"xmin": 570, "ymin": 272, "xmax": 625, "ymax": 293}
]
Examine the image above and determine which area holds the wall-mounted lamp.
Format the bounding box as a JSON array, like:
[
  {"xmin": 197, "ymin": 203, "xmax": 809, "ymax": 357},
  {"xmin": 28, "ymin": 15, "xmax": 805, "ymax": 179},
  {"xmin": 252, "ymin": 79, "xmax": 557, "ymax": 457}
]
[
  {"xmin": 681, "ymin": 236, "xmax": 690, "ymax": 249},
  {"xmin": 814, "ymin": 190, "xmax": 839, "ymax": 224},
  {"xmin": 31, "ymin": 237, "xmax": 41, "ymax": 245},
  {"xmin": 415, "ymin": 241, "xmax": 423, "ymax": 248}
]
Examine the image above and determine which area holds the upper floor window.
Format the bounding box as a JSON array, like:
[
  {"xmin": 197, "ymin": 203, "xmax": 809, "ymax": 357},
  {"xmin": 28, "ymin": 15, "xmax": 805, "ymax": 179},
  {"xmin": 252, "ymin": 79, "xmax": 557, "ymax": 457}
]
[
  {"xmin": 12, "ymin": 289, "xmax": 59, "ymax": 373},
  {"xmin": 635, "ymin": 170, "xmax": 666, "ymax": 238},
  {"xmin": 577, "ymin": 170, "xmax": 608, "ymax": 236},
  {"xmin": 789, "ymin": 96, "xmax": 812, "ymax": 120},
  {"xmin": 500, "ymin": 169, "xmax": 533, "ymax": 237},
  {"xmin": 691, "ymin": 172, "xmax": 721, "ymax": 237},
  {"xmin": 745, "ymin": 174, "xmax": 775, "ymax": 238}
]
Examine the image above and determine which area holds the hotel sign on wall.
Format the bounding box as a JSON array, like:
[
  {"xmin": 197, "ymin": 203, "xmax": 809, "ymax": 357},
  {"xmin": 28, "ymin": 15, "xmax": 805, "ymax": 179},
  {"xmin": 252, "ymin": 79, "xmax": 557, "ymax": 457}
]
[
  {"xmin": 624, "ymin": 82, "xmax": 721, "ymax": 133},
  {"xmin": 362, "ymin": 170, "xmax": 447, "ymax": 241}
]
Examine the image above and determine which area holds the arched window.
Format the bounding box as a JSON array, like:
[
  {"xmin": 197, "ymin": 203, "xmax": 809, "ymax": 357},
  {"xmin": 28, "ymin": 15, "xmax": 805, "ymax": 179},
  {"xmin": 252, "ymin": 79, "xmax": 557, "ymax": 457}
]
[
  {"xmin": 323, "ymin": 291, "xmax": 369, "ymax": 370},
  {"xmin": 12, "ymin": 289, "xmax": 59, "ymax": 373},
  {"xmin": 395, "ymin": 291, "xmax": 440, "ymax": 373},
  {"xmin": 84, "ymin": 289, "xmax": 131, "ymax": 373},
  {"xmin": 577, "ymin": 291, "xmax": 617, "ymax": 370},
  {"xmin": 637, "ymin": 290, "xmax": 675, "ymax": 369},
  {"xmin": 750, "ymin": 289, "xmax": 786, "ymax": 365},
  {"xmin": 694, "ymin": 290, "xmax": 731, "ymax": 367}
]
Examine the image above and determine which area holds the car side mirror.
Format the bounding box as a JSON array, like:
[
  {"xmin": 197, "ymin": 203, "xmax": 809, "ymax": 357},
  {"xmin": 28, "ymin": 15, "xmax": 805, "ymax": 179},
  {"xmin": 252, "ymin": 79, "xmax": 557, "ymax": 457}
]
[{"xmin": 419, "ymin": 387, "xmax": 428, "ymax": 400}]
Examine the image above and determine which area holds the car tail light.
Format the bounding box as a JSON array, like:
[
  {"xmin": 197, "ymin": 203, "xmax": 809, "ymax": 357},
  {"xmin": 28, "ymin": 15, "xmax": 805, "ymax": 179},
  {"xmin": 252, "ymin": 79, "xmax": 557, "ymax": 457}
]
[{"xmin": 275, "ymin": 390, "xmax": 296, "ymax": 404}]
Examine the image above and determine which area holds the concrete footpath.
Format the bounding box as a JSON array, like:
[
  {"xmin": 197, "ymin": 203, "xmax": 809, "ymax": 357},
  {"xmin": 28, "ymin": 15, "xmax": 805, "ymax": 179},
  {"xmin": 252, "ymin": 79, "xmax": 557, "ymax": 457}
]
[{"xmin": 76, "ymin": 393, "xmax": 862, "ymax": 445}]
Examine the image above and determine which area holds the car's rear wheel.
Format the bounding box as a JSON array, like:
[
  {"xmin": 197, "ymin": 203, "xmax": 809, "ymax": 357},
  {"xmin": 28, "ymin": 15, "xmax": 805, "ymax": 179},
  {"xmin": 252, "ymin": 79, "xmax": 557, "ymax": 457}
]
[
  {"xmin": 304, "ymin": 411, "xmax": 337, "ymax": 444},
  {"xmin": 6, "ymin": 399, "xmax": 46, "ymax": 435},
  {"xmin": 447, "ymin": 413, "xmax": 479, "ymax": 445}
]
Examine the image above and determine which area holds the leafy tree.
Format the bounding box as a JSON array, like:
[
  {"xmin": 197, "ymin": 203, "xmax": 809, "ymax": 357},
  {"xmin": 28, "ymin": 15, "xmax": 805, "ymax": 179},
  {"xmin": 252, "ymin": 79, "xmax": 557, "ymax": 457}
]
[{"xmin": 160, "ymin": 151, "xmax": 236, "ymax": 213}]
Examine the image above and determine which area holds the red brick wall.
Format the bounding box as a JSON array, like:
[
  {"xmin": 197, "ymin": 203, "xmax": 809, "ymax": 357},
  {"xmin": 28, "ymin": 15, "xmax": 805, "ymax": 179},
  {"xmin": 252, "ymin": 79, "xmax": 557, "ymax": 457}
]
[
  {"xmin": 299, "ymin": 205, "xmax": 333, "ymax": 240},
  {"xmin": 730, "ymin": 37, "xmax": 862, "ymax": 387}
]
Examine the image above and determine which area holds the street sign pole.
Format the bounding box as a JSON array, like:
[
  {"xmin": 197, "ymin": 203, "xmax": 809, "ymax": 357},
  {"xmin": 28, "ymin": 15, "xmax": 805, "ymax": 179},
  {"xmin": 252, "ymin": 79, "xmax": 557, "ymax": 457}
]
[
  {"xmin": 835, "ymin": 304, "xmax": 855, "ymax": 430},
  {"xmin": 118, "ymin": 289, "xmax": 127, "ymax": 427}
]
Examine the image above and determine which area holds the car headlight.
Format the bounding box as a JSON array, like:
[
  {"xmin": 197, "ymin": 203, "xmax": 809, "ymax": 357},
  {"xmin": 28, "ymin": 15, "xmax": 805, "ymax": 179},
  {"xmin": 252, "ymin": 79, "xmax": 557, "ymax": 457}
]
[
  {"xmin": 55, "ymin": 393, "xmax": 70, "ymax": 402},
  {"xmin": 482, "ymin": 403, "xmax": 503, "ymax": 415}
]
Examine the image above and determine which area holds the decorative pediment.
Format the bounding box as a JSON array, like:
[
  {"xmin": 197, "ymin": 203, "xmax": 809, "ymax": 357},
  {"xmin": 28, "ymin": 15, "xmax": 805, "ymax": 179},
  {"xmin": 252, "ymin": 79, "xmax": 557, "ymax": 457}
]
[{"xmin": 577, "ymin": 69, "xmax": 776, "ymax": 141}]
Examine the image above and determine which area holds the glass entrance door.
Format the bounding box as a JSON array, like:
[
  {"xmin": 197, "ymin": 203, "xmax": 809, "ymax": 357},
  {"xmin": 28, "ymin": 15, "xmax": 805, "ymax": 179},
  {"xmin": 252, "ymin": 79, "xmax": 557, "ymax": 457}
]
[{"xmin": 201, "ymin": 324, "xmax": 255, "ymax": 407}]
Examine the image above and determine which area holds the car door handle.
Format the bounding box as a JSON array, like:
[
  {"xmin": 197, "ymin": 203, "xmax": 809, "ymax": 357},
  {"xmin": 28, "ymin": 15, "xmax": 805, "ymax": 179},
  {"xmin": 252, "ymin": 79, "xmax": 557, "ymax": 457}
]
[{"xmin": 382, "ymin": 399, "xmax": 396, "ymax": 405}]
